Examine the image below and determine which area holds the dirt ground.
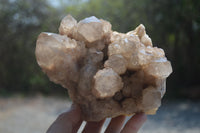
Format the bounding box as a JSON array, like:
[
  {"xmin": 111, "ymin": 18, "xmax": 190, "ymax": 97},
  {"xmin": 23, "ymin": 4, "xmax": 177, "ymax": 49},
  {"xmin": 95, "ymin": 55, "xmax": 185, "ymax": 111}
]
[{"xmin": 0, "ymin": 95, "xmax": 199, "ymax": 133}]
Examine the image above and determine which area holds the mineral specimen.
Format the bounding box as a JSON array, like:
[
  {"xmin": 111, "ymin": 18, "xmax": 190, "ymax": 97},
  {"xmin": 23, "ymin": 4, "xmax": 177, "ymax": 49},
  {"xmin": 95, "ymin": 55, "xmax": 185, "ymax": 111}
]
[{"xmin": 35, "ymin": 15, "xmax": 172, "ymax": 121}]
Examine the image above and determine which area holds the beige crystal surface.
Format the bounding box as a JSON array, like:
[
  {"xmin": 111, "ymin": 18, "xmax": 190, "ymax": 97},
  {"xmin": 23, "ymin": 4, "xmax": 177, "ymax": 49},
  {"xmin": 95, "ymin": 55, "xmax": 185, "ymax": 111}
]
[{"xmin": 35, "ymin": 15, "xmax": 172, "ymax": 121}]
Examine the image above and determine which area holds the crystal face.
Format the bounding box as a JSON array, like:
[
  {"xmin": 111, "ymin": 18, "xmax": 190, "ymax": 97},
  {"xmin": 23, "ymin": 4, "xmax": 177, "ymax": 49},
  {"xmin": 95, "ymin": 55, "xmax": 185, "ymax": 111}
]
[{"xmin": 35, "ymin": 15, "xmax": 172, "ymax": 121}]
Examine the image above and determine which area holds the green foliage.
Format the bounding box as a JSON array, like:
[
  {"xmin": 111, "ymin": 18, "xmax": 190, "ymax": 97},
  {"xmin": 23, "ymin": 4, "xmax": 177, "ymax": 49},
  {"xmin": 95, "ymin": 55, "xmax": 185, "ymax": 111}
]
[
  {"xmin": 64, "ymin": 0, "xmax": 200, "ymax": 96},
  {"xmin": 0, "ymin": 0, "xmax": 199, "ymax": 98},
  {"xmin": 0, "ymin": 0, "xmax": 63, "ymax": 94}
]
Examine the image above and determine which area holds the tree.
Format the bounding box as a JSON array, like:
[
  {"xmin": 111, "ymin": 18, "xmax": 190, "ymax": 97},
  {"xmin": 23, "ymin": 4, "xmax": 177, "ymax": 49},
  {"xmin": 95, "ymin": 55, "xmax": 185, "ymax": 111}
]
[{"xmin": 0, "ymin": 0, "xmax": 64, "ymax": 94}]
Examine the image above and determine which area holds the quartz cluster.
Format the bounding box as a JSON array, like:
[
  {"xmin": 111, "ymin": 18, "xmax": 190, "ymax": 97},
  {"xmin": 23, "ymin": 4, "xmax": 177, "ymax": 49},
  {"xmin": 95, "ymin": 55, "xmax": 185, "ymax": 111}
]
[{"xmin": 35, "ymin": 15, "xmax": 172, "ymax": 121}]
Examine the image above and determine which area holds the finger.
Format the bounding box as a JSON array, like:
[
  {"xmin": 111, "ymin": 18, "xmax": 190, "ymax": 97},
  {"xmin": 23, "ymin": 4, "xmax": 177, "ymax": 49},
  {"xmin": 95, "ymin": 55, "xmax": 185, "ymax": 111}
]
[
  {"xmin": 105, "ymin": 115, "xmax": 126, "ymax": 133},
  {"xmin": 71, "ymin": 119, "xmax": 83, "ymax": 133},
  {"xmin": 82, "ymin": 119, "xmax": 106, "ymax": 133},
  {"xmin": 120, "ymin": 113, "xmax": 147, "ymax": 133},
  {"xmin": 67, "ymin": 104, "xmax": 83, "ymax": 133},
  {"xmin": 46, "ymin": 104, "xmax": 82, "ymax": 133}
]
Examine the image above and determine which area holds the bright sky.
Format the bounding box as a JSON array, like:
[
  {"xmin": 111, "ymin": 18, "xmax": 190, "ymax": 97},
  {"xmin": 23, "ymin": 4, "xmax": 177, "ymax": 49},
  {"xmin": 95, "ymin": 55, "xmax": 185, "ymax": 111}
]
[
  {"xmin": 47, "ymin": 0, "xmax": 89, "ymax": 7},
  {"xmin": 47, "ymin": 0, "xmax": 61, "ymax": 7}
]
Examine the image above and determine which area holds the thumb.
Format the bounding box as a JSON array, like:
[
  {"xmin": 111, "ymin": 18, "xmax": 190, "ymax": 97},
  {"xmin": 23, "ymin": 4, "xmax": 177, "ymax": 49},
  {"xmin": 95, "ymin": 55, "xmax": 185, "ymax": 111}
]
[
  {"xmin": 64, "ymin": 104, "xmax": 82, "ymax": 124},
  {"xmin": 46, "ymin": 103, "xmax": 83, "ymax": 133}
]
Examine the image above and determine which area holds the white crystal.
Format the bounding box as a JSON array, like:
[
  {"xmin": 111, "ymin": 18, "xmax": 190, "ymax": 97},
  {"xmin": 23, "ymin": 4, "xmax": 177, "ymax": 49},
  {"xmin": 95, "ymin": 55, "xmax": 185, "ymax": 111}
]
[
  {"xmin": 80, "ymin": 16, "xmax": 101, "ymax": 23},
  {"xmin": 59, "ymin": 15, "xmax": 77, "ymax": 36},
  {"xmin": 104, "ymin": 55, "xmax": 127, "ymax": 74},
  {"xmin": 93, "ymin": 68, "xmax": 123, "ymax": 98}
]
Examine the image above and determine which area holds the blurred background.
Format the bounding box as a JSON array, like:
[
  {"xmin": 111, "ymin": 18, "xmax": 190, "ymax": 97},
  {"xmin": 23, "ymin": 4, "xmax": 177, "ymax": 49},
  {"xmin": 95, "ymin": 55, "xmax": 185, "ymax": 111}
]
[{"xmin": 0, "ymin": 0, "xmax": 200, "ymax": 133}]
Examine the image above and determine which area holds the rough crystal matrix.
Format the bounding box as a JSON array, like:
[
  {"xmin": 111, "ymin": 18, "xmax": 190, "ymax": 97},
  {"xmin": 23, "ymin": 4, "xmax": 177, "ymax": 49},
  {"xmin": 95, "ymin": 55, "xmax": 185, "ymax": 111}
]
[{"xmin": 35, "ymin": 15, "xmax": 172, "ymax": 121}]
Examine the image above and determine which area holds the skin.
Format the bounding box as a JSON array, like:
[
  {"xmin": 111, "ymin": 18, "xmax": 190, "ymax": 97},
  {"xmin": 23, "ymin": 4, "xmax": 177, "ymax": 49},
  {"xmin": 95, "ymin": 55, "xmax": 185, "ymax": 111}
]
[{"xmin": 46, "ymin": 104, "xmax": 147, "ymax": 133}]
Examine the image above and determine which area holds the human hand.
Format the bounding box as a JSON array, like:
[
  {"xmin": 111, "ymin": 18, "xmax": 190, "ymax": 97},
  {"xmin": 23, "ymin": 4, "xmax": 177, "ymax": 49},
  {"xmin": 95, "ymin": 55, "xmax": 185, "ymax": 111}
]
[{"xmin": 46, "ymin": 104, "xmax": 147, "ymax": 133}]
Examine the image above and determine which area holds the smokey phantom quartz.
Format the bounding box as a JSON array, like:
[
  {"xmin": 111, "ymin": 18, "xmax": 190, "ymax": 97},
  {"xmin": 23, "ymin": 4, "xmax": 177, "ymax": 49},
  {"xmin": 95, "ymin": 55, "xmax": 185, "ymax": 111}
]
[{"xmin": 35, "ymin": 15, "xmax": 172, "ymax": 121}]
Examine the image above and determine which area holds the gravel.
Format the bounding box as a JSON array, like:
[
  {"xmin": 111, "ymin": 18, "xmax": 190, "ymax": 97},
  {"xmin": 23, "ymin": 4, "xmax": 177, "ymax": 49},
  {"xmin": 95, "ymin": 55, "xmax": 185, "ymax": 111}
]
[{"xmin": 0, "ymin": 96, "xmax": 199, "ymax": 133}]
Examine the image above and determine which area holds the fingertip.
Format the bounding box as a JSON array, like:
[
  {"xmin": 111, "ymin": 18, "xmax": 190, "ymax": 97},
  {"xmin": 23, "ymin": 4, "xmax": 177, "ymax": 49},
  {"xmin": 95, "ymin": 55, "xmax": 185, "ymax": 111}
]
[
  {"xmin": 105, "ymin": 115, "xmax": 126, "ymax": 133},
  {"xmin": 134, "ymin": 112, "xmax": 147, "ymax": 122},
  {"xmin": 121, "ymin": 113, "xmax": 147, "ymax": 133},
  {"xmin": 70, "ymin": 103, "xmax": 81, "ymax": 112},
  {"xmin": 82, "ymin": 119, "xmax": 106, "ymax": 133},
  {"xmin": 47, "ymin": 104, "xmax": 83, "ymax": 133},
  {"xmin": 67, "ymin": 103, "xmax": 82, "ymax": 121}
]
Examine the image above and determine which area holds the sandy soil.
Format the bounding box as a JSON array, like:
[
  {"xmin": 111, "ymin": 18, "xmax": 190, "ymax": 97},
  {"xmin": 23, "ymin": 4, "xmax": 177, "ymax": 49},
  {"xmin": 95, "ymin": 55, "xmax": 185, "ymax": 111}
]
[{"xmin": 0, "ymin": 96, "xmax": 199, "ymax": 133}]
